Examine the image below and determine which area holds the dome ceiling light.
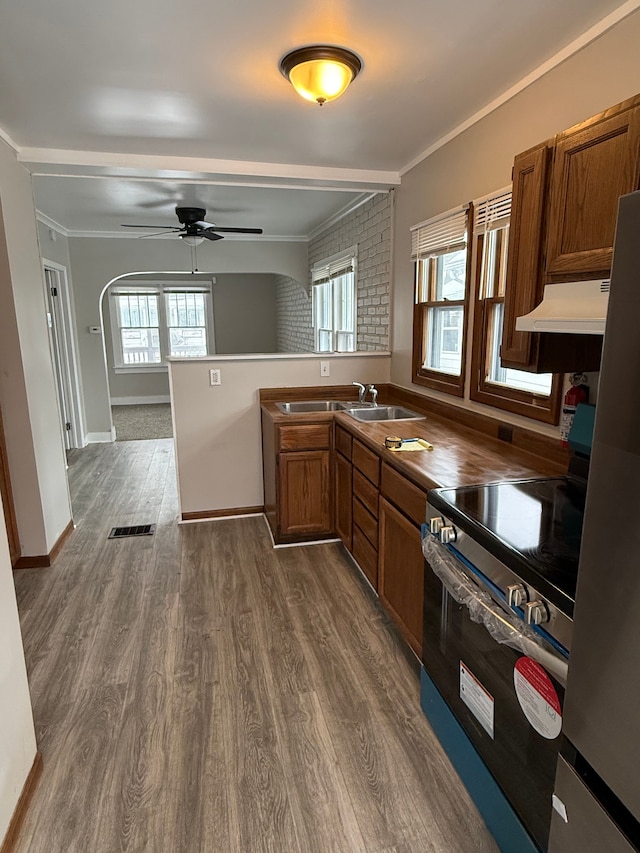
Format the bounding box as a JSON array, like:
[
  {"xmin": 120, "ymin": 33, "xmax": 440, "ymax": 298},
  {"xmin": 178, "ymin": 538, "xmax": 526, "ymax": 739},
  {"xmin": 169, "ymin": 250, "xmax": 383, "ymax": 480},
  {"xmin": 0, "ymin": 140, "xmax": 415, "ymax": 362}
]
[{"xmin": 279, "ymin": 45, "xmax": 362, "ymax": 106}]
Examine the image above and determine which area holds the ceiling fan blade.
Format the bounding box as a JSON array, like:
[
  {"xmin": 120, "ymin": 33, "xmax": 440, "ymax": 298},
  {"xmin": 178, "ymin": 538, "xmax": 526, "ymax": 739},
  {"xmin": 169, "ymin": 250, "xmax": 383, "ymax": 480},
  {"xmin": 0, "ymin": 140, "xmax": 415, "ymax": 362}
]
[
  {"xmin": 205, "ymin": 226, "xmax": 263, "ymax": 234},
  {"xmin": 138, "ymin": 230, "xmax": 181, "ymax": 238},
  {"xmin": 201, "ymin": 230, "xmax": 224, "ymax": 242},
  {"xmin": 121, "ymin": 223, "xmax": 181, "ymax": 230}
]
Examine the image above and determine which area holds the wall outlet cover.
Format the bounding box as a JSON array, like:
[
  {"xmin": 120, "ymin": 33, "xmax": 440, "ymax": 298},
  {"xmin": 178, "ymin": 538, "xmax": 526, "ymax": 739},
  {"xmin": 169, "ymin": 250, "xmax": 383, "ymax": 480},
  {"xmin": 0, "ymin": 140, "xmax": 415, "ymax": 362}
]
[{"xmin": 209, "ymin": 369, "xmax": 222, "ymax": 386}]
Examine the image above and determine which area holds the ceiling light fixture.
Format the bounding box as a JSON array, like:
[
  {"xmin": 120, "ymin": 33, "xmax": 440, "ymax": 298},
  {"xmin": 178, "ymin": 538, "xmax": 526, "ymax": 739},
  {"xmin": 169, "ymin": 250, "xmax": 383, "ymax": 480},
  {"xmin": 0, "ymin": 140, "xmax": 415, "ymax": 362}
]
[
  {"xmin": 279, "ymin": 45, "xmax": 362, "ymax": 106},
  {"xmin": 181, "ymin": 235, "xmax": 205, "ymax": 247}
]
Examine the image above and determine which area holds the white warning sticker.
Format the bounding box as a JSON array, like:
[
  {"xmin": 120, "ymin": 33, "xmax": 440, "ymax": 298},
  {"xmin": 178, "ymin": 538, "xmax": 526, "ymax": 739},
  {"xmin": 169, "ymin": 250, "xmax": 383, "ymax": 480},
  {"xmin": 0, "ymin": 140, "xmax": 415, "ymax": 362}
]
[
  {"xmin": 460, "ymin": 661, "xmax": 495, "ymax": 739},
  {"xmin": 513, "ymin": 656, "xmax": 562, "ymax": 740}
]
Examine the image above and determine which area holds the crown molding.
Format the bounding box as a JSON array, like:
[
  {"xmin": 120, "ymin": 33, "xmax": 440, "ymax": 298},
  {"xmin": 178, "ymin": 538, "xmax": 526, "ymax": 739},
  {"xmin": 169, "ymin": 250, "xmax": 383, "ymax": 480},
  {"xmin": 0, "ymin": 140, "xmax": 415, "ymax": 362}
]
[
  {"xmin": 36, "ymin": 210, "xmax": 70, "ymax": 237},
  {"xmin": 0, "ymin": 125, "xmax": 20, "ymax": 153},
  {"xmin": 400, "ymin": 0, "xmax": 640, "ymax": 176}
]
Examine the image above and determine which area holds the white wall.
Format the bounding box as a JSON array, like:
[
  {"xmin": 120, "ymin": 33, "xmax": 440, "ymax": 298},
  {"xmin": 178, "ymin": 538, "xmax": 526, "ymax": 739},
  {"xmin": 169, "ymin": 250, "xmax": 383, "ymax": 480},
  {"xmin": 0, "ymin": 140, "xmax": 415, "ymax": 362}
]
[
  {"xmin": 0, "ymin": 139, "xmax": 71, "ymax": 554},
  {"xmin": 0, "ymin": 507, "xmax": 37, "ymax": 842},
  {"xmin": 169, "ymin": 353, "xmax": 391, "ymax": 515},
  {"xmin": 67, "ymin": 236, "xmax": 308, "ymax": 435},
  {"xmin": 392, "ymin": 8, "xmax": 640, "ymax": 437}
]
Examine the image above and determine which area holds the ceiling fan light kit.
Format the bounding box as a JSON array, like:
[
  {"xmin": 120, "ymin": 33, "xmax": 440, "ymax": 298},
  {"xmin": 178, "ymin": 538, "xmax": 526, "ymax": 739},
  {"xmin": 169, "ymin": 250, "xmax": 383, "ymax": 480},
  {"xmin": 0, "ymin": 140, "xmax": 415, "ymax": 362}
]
[{"xmin": 279, "ymin": 45, "xmax": 362, "ymax": 106}]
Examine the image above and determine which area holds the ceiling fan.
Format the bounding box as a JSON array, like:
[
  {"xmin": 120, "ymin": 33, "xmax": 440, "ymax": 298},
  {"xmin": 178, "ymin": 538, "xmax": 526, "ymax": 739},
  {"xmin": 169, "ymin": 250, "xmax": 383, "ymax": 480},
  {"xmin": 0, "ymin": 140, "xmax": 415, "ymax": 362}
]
[{"xmin": 121, "ymin": 206, "xmax": 263, "ymax": 243}]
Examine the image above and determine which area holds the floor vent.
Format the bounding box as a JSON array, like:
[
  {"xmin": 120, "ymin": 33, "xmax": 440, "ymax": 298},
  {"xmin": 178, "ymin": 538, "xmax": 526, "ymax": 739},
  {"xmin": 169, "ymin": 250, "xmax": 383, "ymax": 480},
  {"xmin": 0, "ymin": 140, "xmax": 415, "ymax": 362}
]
[{"xmin": 108, "ymin": 524, "xmax": 156, "ymax": 540}]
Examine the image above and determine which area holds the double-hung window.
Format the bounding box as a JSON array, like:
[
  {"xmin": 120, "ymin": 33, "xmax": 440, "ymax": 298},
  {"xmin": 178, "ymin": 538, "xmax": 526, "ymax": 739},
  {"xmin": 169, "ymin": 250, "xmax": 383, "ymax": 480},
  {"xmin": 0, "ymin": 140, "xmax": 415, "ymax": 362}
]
[
  {"xmin": 109, "ymin": 282, "xmax": 214, "ymax": 368},
  {"xmin": 412, "ymin": 205, "xmax": 471, "ymax": 396},
  {"xmin": 311, "ymin": 248, "xmax": 357, "ymax": 353},
  {"xmin": 470, "ymin": 188, "xmax": 561, "ymax": 423}
]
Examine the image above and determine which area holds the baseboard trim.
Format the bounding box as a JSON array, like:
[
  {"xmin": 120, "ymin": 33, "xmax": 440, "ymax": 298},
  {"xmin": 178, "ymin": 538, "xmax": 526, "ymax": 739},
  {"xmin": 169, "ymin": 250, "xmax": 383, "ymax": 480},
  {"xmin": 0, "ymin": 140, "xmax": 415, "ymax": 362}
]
[
  {"xmin": 110, "ymin": 396, "xmax": 171, "ymax": 406},
  {"xmin": 85, "ymin": 431, "xmax": 115, "ymax": 444},
  {"xmin": 0, "ymin": 752, "xmax": 43, "ymax": 853},
  {"xmin": 13, "ymin": 518, "xmax": 74, "ymax": 570},
  {"xmin": 181, "ymin": 506, "xmax": 264, "ymax": 522}
]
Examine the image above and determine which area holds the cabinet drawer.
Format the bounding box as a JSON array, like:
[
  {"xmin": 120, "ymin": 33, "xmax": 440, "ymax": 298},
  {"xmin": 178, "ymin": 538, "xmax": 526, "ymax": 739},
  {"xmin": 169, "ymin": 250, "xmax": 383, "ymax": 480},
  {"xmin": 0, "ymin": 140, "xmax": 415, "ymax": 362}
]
[
  {"xmin": 381, "ymin": 464, "xmax": 427, "ymax": 527},
  {"xmin": 353, "ymin": 469, "xmax": 379, "ymax": 518},
  {"xmin": 352, "ymin": 439, "xmax": 380, "ymax": 486},
  {"xmin": 352, "ymin": 524, "xmax": 378, "ymax": 589},
  {"xmin": 353, "ymin": 497, "xmax": 378, "ymax": 549},
  {"xmin": 335, "ymin": 424, "xmax": 352, "ymax": 460},
  {"xmin": 279, "ymin": 423, "xmax": 331, "ymax": 451}
]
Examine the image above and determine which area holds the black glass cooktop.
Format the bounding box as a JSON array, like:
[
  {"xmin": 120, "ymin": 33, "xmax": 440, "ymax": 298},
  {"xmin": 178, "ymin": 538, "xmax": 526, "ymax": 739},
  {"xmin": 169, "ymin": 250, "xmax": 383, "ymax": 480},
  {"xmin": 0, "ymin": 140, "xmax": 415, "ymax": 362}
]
[{"xmin": 428, "ymin": 477, "xmax": 586, "ymax": 607}]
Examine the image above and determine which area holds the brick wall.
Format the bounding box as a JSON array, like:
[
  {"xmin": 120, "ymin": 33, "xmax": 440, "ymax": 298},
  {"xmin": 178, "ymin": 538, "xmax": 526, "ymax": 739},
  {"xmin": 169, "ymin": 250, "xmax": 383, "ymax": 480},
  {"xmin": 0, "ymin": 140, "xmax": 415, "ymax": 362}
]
[
  {"xmin": 276, "ymin": 275, "xmax": 313, "ymax": 352},
  {"xmin": 308, "ymin": 193, "xmax": 391, "ymax": 351}
]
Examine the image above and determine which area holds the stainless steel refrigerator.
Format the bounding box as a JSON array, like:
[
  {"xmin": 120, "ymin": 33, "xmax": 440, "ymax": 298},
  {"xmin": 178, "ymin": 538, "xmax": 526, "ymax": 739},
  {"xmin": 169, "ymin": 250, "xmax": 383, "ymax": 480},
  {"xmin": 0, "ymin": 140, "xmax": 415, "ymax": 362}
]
[{"xmin": 549, "ymin": 190, "xmax": 640, "ymax": 851}]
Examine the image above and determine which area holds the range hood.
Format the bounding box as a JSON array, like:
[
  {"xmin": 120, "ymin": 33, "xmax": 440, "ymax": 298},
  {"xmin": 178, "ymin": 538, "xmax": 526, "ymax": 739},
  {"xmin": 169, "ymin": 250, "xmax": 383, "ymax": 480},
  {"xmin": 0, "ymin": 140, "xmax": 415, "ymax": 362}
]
[{"xmin": 516, "ymin": 279, "xmax": 610, "ymax": 335}]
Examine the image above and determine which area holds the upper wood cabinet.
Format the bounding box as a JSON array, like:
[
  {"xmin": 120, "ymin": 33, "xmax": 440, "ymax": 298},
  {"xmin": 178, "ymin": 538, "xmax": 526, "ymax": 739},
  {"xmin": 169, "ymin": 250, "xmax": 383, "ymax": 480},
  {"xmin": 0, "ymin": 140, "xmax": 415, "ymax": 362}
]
[
  {"xmin": 501, "ymin": 143, "xmax": 550, "ymax": 369},
  {"xmin": 501, "ymin": 94, "xmax": 640, "ymax": 373},
  {"xmin": 545, "ymin": 102, "xmax": 640, "ymax": 278}
]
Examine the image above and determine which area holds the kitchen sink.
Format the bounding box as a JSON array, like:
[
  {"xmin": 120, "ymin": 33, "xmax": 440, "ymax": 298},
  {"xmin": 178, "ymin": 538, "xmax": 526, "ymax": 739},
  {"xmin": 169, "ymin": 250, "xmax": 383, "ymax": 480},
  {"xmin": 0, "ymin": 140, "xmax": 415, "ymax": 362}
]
[
  {"xmin": 275, "ymin": 400, "xmax": 375, "ymax": 413},
  {"xmin": 276, "ymin": 400, "xmax": 349, "ymax": 413},
  {"xmin": 346, "ymin": 405, "xmax": 425, "ymax": 422}
]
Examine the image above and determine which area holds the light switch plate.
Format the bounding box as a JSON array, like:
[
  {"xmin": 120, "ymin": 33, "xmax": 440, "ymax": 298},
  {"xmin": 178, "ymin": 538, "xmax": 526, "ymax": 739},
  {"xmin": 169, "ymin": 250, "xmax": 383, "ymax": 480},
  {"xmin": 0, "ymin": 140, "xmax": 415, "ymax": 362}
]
[{"xmin": 320, "ymin": 361, "xmax": 330, "ymax": 377}]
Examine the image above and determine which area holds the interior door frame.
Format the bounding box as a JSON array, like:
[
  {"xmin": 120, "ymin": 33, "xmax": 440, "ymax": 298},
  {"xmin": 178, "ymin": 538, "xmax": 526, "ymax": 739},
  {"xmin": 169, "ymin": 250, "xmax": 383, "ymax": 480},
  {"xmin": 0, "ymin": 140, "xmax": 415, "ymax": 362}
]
[{"xmin": 42, "ymin": 259, "xmax": 86, "ymax": 449}]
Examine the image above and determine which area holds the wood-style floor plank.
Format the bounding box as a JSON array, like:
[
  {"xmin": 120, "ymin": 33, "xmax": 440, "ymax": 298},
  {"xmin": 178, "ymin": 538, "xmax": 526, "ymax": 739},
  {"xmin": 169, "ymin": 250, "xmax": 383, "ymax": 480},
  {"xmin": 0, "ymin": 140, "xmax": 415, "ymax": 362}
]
[{"xmin": 12, "ymin": 438, "xmax": 498, "ymax": 853}]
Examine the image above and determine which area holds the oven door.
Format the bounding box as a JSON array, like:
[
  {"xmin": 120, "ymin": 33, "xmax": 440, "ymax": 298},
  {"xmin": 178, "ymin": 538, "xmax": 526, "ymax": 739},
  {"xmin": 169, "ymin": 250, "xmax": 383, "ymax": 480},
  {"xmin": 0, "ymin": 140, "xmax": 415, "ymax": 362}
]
[{"xmin": 422, "ymin": 534, "xmax": 568, "ymax": 852}]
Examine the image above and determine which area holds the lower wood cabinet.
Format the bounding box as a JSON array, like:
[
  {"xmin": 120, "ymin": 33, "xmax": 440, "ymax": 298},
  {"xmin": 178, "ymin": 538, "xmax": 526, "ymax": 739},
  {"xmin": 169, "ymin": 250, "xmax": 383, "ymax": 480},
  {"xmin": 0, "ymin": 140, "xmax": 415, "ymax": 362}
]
[
  {"xmin": 378, "ymin": 496, "xmax": 425, "ymax": 656},
  {"xmin": 279, "ymin": 450, "xmax": 332, "ymax": 538},
  {"xmin": 334, "ymin": 451, "xmax": 353, "ymax": 549}
]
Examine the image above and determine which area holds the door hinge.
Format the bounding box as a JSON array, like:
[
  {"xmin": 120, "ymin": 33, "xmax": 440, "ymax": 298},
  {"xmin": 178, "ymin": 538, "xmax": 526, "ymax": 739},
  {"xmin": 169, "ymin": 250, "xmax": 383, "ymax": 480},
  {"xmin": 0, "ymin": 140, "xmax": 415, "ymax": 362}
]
[
  {"xmin": 51, "ymin": 286, "xmax": 58, "ymax": 296},
  {"xmin": 65, "ymin": 422, "xmax": 72, "ymax": 431}
]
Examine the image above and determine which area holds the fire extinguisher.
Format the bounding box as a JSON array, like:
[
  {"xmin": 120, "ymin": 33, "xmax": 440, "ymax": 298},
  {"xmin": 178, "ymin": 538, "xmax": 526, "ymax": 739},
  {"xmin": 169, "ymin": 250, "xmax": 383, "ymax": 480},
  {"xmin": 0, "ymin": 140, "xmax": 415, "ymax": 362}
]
[{"xmin": 560, "ymin": 373, "xmax": 589, "ymax": 446}]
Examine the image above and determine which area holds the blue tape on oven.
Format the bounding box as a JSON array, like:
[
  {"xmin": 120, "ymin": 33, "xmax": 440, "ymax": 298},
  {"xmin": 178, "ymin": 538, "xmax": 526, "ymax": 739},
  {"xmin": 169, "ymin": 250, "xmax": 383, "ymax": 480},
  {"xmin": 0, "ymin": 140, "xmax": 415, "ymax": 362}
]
[{"xmin": 423, "ymin": 530, "xmax": 569, "ymax": 660}]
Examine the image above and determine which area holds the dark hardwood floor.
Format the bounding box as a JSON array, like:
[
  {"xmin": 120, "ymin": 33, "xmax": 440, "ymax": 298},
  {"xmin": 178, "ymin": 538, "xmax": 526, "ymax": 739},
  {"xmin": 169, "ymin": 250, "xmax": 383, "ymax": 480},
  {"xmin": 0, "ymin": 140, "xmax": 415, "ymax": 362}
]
[{"xmin": 12, "ymin": 439, "xmax": 498, "ymax": 852}]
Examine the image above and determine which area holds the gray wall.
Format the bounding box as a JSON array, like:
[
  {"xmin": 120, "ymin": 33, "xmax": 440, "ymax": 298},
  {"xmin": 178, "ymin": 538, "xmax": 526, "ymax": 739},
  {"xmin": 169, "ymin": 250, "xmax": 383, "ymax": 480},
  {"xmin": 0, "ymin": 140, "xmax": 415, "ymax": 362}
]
[
  {"xmin": 309, "ymin": 193, "xmax": 392, "ymax": 351},
  {"xmin": 67, "ymin": 236, "xmax": 308, "ymax": 434},
  {"xmin": 392, "ymin": 8, "xmax": 640, "ymax": 437},
  {"xmin": 213, "ymin": 273, "xmax": 278, "ymax": 354}
]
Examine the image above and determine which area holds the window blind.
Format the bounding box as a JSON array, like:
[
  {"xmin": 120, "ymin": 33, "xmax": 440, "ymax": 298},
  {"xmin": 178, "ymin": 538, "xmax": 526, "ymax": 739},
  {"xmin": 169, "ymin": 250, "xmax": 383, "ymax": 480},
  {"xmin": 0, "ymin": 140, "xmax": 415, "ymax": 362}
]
[
  {"xmin": 410, "ymin": 204, "xmax": 469, "ymax": 260},
  {"xmin": 473, "ymin": 187, "xmax": 512, "ymax": 235},
  {"xmin": 311, "ymin": 250, "xmax": 356, "ymax": 285}
]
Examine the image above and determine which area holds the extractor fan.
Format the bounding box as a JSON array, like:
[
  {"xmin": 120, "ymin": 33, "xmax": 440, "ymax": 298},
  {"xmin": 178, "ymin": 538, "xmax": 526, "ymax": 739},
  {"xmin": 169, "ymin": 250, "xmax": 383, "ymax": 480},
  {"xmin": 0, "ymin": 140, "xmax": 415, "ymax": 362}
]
[{"xmin": 121, "ymin": 207, "xmax": 263, "ymax": 243}]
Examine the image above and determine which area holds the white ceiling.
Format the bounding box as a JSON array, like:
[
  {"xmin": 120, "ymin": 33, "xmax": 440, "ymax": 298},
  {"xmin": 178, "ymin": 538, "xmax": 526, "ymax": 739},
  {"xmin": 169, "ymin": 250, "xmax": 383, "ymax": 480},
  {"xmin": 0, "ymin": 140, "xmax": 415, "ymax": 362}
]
[{"xmin": 0, "ymin": 0, "xmax": 634, "ymax": 236}]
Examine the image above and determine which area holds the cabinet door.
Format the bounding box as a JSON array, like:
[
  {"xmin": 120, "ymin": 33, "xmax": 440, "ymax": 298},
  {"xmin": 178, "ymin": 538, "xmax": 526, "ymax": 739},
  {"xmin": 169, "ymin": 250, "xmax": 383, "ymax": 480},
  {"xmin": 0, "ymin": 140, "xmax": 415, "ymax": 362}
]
[
  {"xmin": 334, "ymin": 451, "xmax": 352, "ymax": 549},
  {"xmin": 378, "ymin": 497, "xmax": 424, "ymax": 656},
  {"xmin": 545, "ymin": 103, "xmax": 640, "ymax": 278},
  {"xmin": 279, "ymin": 451, "xmax": 332, "ymax": 538},
  {"xmin": 500, "ymin": 143, "xmax": 550, "ymax": 370}
]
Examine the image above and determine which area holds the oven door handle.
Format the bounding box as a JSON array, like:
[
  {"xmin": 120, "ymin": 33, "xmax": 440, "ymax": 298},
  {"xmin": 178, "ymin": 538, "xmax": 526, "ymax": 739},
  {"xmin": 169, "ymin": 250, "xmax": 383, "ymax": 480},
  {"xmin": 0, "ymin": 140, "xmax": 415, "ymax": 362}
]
[{"xmin": 424, "ymin": 535, "xmax": 568, "ymax": 684}]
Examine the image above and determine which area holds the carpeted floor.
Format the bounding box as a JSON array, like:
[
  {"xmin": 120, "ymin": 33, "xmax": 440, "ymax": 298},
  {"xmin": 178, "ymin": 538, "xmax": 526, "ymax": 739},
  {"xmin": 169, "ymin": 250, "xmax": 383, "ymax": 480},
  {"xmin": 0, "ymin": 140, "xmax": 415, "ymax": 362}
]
[{"xmin": 111, "ymin": 403, "xmax": 173, "ymax": 441}]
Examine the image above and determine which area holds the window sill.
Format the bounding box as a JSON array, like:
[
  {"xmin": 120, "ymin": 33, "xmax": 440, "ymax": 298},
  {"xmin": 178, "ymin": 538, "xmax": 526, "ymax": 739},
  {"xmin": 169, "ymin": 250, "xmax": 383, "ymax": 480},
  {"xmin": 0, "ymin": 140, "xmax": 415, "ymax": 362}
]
[{"xmin": 114, "ymin": 365, "xmax": 168, "ymax": 374}]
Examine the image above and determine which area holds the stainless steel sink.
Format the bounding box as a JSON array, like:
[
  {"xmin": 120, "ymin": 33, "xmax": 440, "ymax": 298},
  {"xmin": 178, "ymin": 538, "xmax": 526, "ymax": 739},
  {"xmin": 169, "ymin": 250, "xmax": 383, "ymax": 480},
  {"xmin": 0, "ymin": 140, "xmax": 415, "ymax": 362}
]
[
  {"xmin": 275, "ymin": 400, "xmax": 375, "ymax": 413},
  {"xmin": 276, "ymin": 400, "xmax": 349, "ymax": 413},
  {"xmin": 347, "ymin": 405, "xmax": 425, "ymax": 422}
]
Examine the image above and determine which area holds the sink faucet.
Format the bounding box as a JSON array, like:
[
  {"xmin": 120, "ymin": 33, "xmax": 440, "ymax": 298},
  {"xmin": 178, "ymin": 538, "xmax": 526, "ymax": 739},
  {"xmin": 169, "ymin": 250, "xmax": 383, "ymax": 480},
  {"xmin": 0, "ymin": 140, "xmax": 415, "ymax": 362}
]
[
  {"xmin": 352, "ymin": 381, "xmax": 366, "ymax": 404},
  {"xmin": 368, "ymin": 384, "xmax": 378, "ymax": 406}
]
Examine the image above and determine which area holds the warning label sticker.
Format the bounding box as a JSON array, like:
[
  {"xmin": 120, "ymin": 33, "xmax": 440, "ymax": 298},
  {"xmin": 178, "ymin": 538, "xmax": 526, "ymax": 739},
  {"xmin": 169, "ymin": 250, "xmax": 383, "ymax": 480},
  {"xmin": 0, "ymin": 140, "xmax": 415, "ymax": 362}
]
[
  {"xmin": 460, "ymin": 661, "xmax": 495, "ymax": 739},
  {"xmin": 514, "ymin": 656, "xmax": 562, "ymax": 740}
]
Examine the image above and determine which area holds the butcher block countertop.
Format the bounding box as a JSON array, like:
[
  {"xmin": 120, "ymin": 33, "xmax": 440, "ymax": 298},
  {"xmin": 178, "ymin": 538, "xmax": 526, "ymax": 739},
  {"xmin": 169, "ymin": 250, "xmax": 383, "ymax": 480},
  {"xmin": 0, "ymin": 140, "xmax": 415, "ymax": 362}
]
[{"xmin": 260, "ymin": 390, "xmax": 566, "ymax": 494}]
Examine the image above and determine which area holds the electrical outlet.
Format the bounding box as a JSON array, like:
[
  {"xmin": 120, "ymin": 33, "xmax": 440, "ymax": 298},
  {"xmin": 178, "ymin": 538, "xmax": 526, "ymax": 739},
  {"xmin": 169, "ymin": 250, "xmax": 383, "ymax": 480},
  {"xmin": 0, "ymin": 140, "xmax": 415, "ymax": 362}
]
[
  {"xmin": 320, "ymin": 361, "xmax": 330, "ymax": 377},
  {"xmin": 209, "ymin": 368, "xmax": 222, "ymax": 386}
]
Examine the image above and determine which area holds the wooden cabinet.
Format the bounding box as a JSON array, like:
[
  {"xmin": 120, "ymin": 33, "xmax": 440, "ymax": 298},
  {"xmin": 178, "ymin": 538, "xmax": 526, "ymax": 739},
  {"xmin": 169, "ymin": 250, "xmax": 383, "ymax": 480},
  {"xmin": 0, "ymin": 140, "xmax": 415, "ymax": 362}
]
[
  {"xmin": 351, "ymin": 439, "xmax": 380, "ymax": 589},
  {"xmin": 334, "ymin": 451, "xmax": 352, "ymax": 549},
  {"xmin": 279, "ymin": 451, "xmax": 331, "ymax": 538},
  {"xmin": 501, "ymin": 95, "xmax": 640, "ymax": 373},
  {"xmin": 262, "ymin": 412, "xmax": 334, "ymax": 544},
  {"xmin": 378, "ymin": 465, "xmax": 427, "ymax": 656}
]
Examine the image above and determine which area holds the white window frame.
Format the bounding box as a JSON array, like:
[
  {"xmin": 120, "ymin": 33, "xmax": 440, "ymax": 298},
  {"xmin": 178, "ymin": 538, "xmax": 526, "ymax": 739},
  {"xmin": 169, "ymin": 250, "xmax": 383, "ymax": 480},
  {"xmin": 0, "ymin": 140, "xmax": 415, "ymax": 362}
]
[
  {"xmin": 311, "ymin": 247, "xmax": 357, "ymax": 353},
  {"xmin": 108, "ymin": 281, "xmax": 215, "ymax": 371}
]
